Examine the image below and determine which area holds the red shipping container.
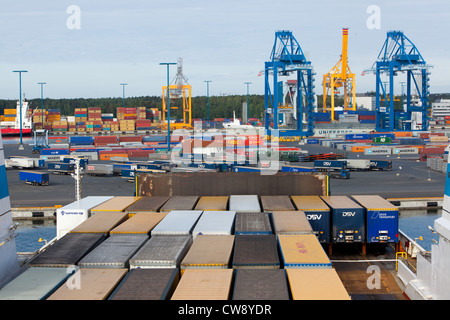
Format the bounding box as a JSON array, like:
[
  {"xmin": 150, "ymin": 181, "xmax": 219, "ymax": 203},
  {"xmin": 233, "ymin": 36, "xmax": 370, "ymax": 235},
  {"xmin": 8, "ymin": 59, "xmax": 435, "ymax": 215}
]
[{"xmin": 119, "ymin": 136, "xmax": 142, "ymax": 143}]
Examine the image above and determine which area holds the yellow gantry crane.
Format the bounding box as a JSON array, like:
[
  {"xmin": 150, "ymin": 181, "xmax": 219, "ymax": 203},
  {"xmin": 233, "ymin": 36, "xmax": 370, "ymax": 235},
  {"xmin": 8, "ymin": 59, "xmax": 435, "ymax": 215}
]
[{"xmin": 323, "ymin": 28, "xmax": 356, "ymax": 121}]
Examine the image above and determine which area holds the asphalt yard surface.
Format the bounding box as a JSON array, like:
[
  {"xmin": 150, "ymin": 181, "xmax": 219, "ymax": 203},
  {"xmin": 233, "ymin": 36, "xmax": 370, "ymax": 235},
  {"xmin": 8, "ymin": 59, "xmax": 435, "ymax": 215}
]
[{"xmin": 3, "ymin": 141, "xmax": 446, "ymax": 208}]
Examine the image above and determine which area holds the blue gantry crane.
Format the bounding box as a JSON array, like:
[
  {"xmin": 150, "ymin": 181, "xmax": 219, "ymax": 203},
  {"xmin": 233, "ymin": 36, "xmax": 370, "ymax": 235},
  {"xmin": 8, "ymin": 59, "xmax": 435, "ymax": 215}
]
[
  {"xmin": 264, "ymin": 30, "xmax": 315, "ymax": 139},
  {"xmin": 367, "ymin": 31, "xmax": 431, "ymax": 132}
]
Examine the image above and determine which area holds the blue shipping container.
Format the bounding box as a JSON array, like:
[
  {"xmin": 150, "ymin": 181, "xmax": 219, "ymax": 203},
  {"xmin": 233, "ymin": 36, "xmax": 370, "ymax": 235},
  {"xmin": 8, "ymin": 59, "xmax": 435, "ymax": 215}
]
[
  {"xmin": 19, "ymin": 171, "xmax": 49, "ymax": 185},
  {"xmin": 47, "ymin": 162, "xmax": 75, "ymax": 173},
  {"xmin": 40, "ymin": 149, "xmax": 70, "ymax": 156},
  {"xmin": 314, "ymin": 160, "xmax": 347, "ymax": 169},
  {"xmin": 345, "ymin": 134, "xmax": 371, "ymax": 140},
  {"xmin": 281, "ymin": 166, "xmax": 316, "ymax": 173},
  {"xmin": 352, "ymin": 195, "xmax": 398, "ymax": 243},
  {"xmin": 321, "ymin": 196, "xmax": 365, "ymax": 243}
]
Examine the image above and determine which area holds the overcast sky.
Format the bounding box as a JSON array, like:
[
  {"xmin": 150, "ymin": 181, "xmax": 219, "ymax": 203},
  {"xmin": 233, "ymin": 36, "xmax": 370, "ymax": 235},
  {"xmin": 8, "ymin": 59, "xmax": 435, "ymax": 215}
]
[{"xmin": 0, "ymin": 0, "xmax": 449, "ymax": 100}]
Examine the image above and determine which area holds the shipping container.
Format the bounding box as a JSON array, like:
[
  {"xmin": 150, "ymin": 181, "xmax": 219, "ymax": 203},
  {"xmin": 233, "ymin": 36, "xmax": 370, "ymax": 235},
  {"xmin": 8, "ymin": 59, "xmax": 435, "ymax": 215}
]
[
  {"xmin": 47, "ymin": 162, "xmax": 74, "ymax": 174},
  {"xmin": 320, "ymin": 196, "xmax": 365, "ymax": 243},
  {"xmin": 159, "ymin": 196, "xmax": 199, "ymax": 212},
  {"xmin": 290, "ymin": 196, "xmax": 331, "ymax": 243},
  {"xmin": 123, "ymin": 196, "xmax": 170, "ymax": 214},
  {"xmin": 192, "ymin": 211, "xmax": 235, "ymax": 238},
  {"xmin": 78, "ymin": 234, "xmax": 149, "ymax": 268},
  {"xmin": 234, "ymin": 212, "xmax": 272, "ymax": 235},
  {"xmin": 180, "ymin": 235, "xmax": 234, "ymax": 270},
  {"xmin": 85, "ymin": 164, "xmax": 114, "ymax": 176},
  {"xmin": 151, "ymin": 210, "xmax": 203, "ymax": 236},
  {"xmin": 129, "ymin": 235, "xmax": 192, "ymax": 269},
  {"xmin": 232, "ymin": 235, "xmax": 280, "ymax": 269},
  {"xmin": 69, "ymin": 136, "xmax": 94, "ymax": 145},
  {"xmin": 343, "ymin": 159, "xmax": 371, "ymax": 170},
  {"xmin": 195, "ymin": 196, "xmax": 229, "ymax": 211},
  {"xmin": 90, "ymin": 196, "xmax": 142, "ymax": 213},
  {"xmin": 108, "ymin": 268, "xmax": 179, "ymax": 300},
  {"xmin": 0, "ymin": 267, "xmax": 72, "ymax": 300},
  {"xmin": 229, "ymin": 195, "xmax": 261, "ymax": 213},
  {"xmin": 364, "ymin": 147, "xmax": 392, "ymax": 155},
  {"xmin": 19, "ymin": 171, "xmax": 49, "ymax": 185},
  {"xmin": 69, "ymin": 211, "xmax": 128, "ymax": 234},
  {"xmin": 280, "ymin": 165, "xmax": 316, "ymax": 173},
  {"xmin": 271, "ymin": 211, "xmax": 313, "ymax": 235},
  {"xmin": 6, "ymin": 157, "xmax": 44, "ymax": 169},
  {"xmin": 110, "ymin": 212, "xmax": 167, "ymax": 234},
  {"xmin": 278, "ymin": 234, "xmax": 331, "ymax": 269},
  {"xmin": 369, "ymin": 160, "xmax": 392, "ymax": 171},
  {"xmin": 351, "ymin": 195, "xmax": 399, "ymax": 243},
  {"xmin": 47, "ymin": 268, "xmax": 128, "ymax": 300},
  {"xmin": 170, "ymin": 269, "xmax": 233, "ymax": 300},
  {"xmin": 30, "ymin": 233, "xmax": 106, "ymax": 267},
  {"xmin": 56, "ymin": 196, "xmax": 114, "ymax": 239},
  {"xmin": 260, "ymin": 195, "xmax": 295, "ymax": 212},
  {"xmin": 286, "ymin": 269, "xmax": 350, "ymax": 300},
  {"xmin": 232, "ymin": 269, "xmax": 290, "ymax": 300},
  {"xmin": 314, "ymin": 160, "xmax": 347, "ymax": 170}
]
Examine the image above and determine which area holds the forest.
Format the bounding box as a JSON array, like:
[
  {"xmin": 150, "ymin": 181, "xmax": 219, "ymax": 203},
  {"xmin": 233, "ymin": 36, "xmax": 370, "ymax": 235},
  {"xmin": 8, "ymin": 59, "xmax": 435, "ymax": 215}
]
[{"xmin": 0, "ymin": 92, "xmax": 444, "ymax": 120}]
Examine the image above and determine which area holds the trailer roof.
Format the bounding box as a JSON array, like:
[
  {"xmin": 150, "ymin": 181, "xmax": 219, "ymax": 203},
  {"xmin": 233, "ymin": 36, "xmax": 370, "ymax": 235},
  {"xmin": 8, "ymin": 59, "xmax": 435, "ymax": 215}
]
[
  {"xmin": 181, "ymin": 235, "xmax": 234, "ymax": 268},
  {"xmin": 171, "ymin": 269, "xmax": 233, "ymax": 300},
  {"xmin": 110, "ymin": 212, "xmax": 167, "ymax": 234},
  {"xmin": 278, "ymin": 234, "xmax": 331, "ymax": 268},
  {"xmin": 351, "ymin": 195, "xmax": 398, "ymax": 211},
  {"xmin": 320, "ymin": 196, "xmax": 362, "ymax": 209},
  {"xmin": 232, "ymin": 269, "xmax": 290, "ymax": 300},
  {"xmin": 91, "ymin": 196, "xmax": 142, "ymax": 212},
  {"xmin": 47, "ymin": 268, "xmax": 128, "ymax": 300},
  {"xmin": 291, "ymin": 195, "xmax": 330, "ymax": 211},
  {"xmin": 124, "ymin": 196, "xmax": 170, "ymax": 213},
  {"xmin": 70, "ymin": 212, "xmax": 128, "ymax": 234},
  {"xmin": 286, "ymin": 268, "xmax": 350, "ymax": 300},
  {"xmin": 271, "ymin": 211, "xmax": 313, "ymax": 235},
  {"xmin": 195, "ymin": 196, "xmax": 229, "ymax": 210},
  {"xmin": 260, "ymin": 195, "xmax": 295, "ymax": 211},
  {"xmin": 160, "ymin": 196, "xmax": 199, "ymax": 211}
]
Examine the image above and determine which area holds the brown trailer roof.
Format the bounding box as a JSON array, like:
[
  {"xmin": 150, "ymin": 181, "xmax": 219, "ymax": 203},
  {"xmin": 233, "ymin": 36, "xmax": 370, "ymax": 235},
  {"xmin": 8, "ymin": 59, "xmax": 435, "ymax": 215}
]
[
  {"xmin": 170, "ymin": 269, "xmax": 233, "ymax": 300},
  {"xmin": 124, "ymin": 196, "xmax": 170, "ymax": 213},
  {"xmin": 69, "ymin": 212, "xmax": 128, "ymax": 234},
  {"xmin": 47, "ymin": 268, "xmax": 128, "ymax": 300},
  {"xmin": 286, "ymin": 268, "xmax": 351, "ymax": 300},
  {"xmin": 194, "ymin": 196, "xmax": 229, "ymax": 211},
  {"xmin": 291, "ymin": 195, "xmax": 330, "ymax": 211},
  {"xmin": 90, "ymin": 196, "xmax": 142, "ymax": 212},
  {"xmin": 181, "ymin": 235, "xmax": 235, "ymax": 269},
  {"xmin": 260, "ymin": 195, "xmax": 295, "ymax": 211},
  {"xmin": 159, "ymin": 196, "xmax": 199, "ymax": 211},
  {"xmin": 271, "ymin": 211, "xmax": 313, "ymax": 235},
  {"xmin": 109, "ymin": 212, "xmax": 168, "ymax": 234}
]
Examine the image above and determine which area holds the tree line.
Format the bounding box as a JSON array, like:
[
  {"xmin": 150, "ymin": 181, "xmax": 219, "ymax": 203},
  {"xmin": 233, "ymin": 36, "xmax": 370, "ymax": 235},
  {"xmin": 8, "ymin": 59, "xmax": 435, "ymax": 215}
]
[{"xmin": 1, "ymin": 93, "xmax": 443, "ymax": 120}]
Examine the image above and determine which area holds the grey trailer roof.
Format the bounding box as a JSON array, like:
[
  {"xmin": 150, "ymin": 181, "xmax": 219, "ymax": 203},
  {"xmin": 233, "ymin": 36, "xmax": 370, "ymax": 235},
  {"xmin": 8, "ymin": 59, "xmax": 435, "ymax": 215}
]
[
  {"xmin": 232, "ymin": 269, "xmax": 290, "ymax": 300},
  {"xmin": 29, "ymin": 233, "xmax": 106, "ymax": 267},
  {"xmin": 0, "ymin": 267, "xmax": 71, "ymax": 300},
  {"xmin": 129, "ymin": 235, "xmax": 192, "ymax": 268},
  {"xmin": 78, "ymin": 234, "xmax": 149, "ymax": 268},
  {"xmin": 234, "ymin": 212, "xmax": 272, "ymax": 235}
]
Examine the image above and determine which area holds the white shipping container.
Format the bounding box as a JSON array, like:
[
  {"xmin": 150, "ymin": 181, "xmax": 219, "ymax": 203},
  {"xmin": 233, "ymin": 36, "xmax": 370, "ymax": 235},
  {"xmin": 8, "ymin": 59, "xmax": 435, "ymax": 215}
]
[
  {"xmin": 344, "ymin": 159, "xmax": 371, "ymax": 170},
  {"xmin": 192, "ymin": 211, "xmax": 236, "ymax": 239},
  {"xmin": 151, "ymin": 210, "xmax": 203, "ymax": 236},
  {"xmin": 364, "ymin": 147, "xmax": 392, "ymax": 155},
  {"xmin": 70, "ymin": 152, "xmax": 99, "ymax": 161},
  {"xmin": 393, "ymin": 147, "xmax": 419, "ymax": 155},
  {"xmin": 229, "ymin": 195, "xmax": 261, "ymax": 213},
  {"xmin": 56, "ymin": 196, "xmax": 114, "ymax": 239}
]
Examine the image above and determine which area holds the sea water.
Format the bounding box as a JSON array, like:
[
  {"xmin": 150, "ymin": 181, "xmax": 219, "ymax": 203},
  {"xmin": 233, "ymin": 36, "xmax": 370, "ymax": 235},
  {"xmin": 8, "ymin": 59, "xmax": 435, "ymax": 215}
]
[{"xmin": 14, "ymin": 220, "xmax": 57, "ymax": 252}]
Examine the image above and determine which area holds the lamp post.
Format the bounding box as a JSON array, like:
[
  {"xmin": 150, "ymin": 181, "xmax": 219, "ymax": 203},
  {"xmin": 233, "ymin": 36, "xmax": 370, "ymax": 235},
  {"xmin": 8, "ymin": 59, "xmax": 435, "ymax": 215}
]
[
  {"xmin": 204, "ymin": 80, "xmax": 212, "ymax": 123},
  {"xmin": 37, "ymin": 82, "xmax": 46, "ymax": 124},
  {"xmin": 244, "ymin": 82, "xmax": 252, "ymax": 122},
  {"xmin": 120, "ymin": 83, "xmax": 127, "ymax": 108},
  {"xmin": 159, "ymin": 62, "xmax": 176, "ymax": 151},
  {"xmin": 13, "ymin": 70, "xmax": 28, "ymax": 150}
]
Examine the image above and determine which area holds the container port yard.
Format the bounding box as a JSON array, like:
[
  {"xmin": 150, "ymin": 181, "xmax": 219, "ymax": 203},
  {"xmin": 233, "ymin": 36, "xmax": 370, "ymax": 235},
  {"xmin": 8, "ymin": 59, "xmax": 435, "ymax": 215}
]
[{"xmin": 1, "ymin": 2, "xmax": 450, "ymax": 311}]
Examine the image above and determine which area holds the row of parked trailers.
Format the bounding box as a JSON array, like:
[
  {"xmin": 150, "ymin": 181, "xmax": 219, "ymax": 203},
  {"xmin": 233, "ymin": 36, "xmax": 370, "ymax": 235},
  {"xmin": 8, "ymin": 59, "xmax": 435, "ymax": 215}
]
[{"xmin": 0, "ymin": 194, "xmax": 398, "ymax": 300}]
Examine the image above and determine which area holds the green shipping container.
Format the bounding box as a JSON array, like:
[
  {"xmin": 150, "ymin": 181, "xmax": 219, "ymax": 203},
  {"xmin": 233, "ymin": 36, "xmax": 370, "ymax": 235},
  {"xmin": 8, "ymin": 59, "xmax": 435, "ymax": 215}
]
[{"xmin": 373, "ymin": 137, "xmax": 392, "ymax": 144}]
